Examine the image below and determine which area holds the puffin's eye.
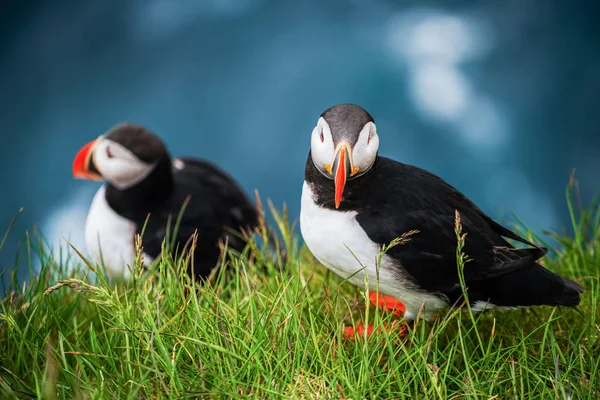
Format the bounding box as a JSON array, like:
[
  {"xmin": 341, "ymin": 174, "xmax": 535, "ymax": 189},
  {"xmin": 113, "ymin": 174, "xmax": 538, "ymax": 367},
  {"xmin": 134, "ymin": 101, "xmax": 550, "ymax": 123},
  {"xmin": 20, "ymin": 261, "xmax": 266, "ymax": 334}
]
[
  {"xmin": 106, "ymin": 146, "xmax": 114, "ymax": 159},
  {"xmin": 320, "ymin": 131, "xmax": 324, "ymax": 143}
]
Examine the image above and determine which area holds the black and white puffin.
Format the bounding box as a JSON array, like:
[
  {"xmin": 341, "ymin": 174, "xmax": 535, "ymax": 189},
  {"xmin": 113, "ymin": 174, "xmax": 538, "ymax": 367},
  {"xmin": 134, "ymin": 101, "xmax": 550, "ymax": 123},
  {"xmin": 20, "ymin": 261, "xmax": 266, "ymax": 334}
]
[
  {"xmin": 300, "ymin": 104, "xmax": 583, "ymax": 329},
  {"xmin": 72, "ymin": 123, "xmax": 257, "ymax": 279}
]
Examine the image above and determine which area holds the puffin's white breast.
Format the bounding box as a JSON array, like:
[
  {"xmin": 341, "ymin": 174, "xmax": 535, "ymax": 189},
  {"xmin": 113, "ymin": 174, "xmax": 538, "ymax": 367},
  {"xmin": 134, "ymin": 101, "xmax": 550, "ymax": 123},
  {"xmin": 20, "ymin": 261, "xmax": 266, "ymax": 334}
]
[
  {"xmin": 299, "ymin": 181, "xmax": 446, "ymax": 320},
  {"xmin": 85, "ymin": 186, "xmax": 153, "ymax": 277}
]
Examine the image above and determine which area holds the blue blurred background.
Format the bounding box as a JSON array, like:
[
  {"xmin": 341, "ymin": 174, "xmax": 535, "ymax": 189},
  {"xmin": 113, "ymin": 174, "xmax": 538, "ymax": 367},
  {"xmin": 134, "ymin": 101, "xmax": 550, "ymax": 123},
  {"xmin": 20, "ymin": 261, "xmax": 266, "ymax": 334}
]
[{"xmin": 1, "ymin": 0, "xmax": 599, "ymax": 281}]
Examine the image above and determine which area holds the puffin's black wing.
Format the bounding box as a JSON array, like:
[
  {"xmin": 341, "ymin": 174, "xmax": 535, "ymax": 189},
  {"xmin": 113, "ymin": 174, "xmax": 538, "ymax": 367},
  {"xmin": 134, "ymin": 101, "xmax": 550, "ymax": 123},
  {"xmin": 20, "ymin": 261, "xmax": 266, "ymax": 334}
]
[
  {"xmin": 141, "ymin": 158, "xmax": 257, "ymax": 278},
  {"xmin": 172, "ymin": 157, "xmax": 258, "ymax": 246},
  {"xmin": 354, "ymin": 157, "xmax": 547, "ymax": 294}
]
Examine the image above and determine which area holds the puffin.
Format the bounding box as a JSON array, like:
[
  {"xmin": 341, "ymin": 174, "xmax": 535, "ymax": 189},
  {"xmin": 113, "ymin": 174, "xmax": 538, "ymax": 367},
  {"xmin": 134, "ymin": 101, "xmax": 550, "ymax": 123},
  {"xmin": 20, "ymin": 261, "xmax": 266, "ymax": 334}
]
[
  {"xmin": 300, "ymin": 104, "xmax": 583, "ymax": 333},
  {"xmin": 72, "ymin": 123, "xmax": 258, "ymax": 280}
]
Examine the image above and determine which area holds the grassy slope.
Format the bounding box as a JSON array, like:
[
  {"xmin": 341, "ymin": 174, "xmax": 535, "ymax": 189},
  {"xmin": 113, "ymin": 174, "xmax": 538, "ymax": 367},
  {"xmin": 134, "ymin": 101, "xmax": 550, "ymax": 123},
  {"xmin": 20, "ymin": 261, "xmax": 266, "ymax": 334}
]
[{"xmin": 0, "ymin": 187, "xmax": 598, "ymax": 399}]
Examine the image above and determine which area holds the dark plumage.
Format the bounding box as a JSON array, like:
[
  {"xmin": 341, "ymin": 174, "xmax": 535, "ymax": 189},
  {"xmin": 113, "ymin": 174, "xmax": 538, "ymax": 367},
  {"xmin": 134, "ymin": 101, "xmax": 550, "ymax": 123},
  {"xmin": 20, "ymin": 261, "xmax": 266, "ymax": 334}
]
[
  {"xmin": 109, "ymin": 157, "xmax": 257, "ymax": 279},
  {"xmin": 321, "ymin": 104, "xmax": 374, "ymax": 145},
  {"xmin": 306, "ymin": 156, "xmax": 583, "ymax": 308}
]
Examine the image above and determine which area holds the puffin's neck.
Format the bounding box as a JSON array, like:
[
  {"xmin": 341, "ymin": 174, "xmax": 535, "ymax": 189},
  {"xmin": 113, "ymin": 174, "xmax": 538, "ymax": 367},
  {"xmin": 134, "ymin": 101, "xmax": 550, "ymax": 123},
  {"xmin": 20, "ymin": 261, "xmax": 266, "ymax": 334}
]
[
  {"xmin": 105, "ymin": 156, "xmax": 174, "ymax": 219},
  {"xmin": 304, "ymin": 151, "xmax": 378, "ymax": 212}
]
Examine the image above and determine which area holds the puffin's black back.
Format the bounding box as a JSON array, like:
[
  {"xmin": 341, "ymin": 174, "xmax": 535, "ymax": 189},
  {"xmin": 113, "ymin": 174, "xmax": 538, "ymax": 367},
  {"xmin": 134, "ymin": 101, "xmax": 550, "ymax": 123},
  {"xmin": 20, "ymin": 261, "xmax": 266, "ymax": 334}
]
[
  {"xmin": 107, "ymin": 157, "xmax": 257, "ymax": 280},
  {"xmin": 305, "ymin": 153, "xmax": 583, "ymax": 308}
]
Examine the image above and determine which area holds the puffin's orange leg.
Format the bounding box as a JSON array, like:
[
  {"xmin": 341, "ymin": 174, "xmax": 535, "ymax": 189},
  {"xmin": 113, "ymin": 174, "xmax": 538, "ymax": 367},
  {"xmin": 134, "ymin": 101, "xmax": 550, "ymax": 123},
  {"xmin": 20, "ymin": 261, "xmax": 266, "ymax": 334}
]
[
  {"xmin": 368, "ymin": 292, "xmax": 406, "ymax": 317},
  {"xmin": 343, "ymin": 321, "xmax": 407, "ymax": 339},
  {"xmin": 343, "ymin": 293, "xmax": 408, "ymax": 340}
]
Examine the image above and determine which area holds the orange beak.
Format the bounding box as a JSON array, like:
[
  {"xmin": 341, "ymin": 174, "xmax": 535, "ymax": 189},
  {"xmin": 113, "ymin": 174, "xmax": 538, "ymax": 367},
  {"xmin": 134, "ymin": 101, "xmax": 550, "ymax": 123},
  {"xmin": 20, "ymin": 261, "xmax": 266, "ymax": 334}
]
[
  {"xmin": 333, "ymin": 145, "xmax": 352, "ymax": 209},
  {"xmin": 73, "ymin": 138, "xmax": 103, "ymax": 180}
]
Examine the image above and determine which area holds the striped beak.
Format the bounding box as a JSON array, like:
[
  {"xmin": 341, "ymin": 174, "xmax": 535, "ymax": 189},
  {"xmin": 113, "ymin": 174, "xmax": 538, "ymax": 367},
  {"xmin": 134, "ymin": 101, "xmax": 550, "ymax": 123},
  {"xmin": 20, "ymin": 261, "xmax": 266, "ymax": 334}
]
[
  {"xmin": 73, "ymin": 137, "xmax": 103, "ymax": 180},
  {"xmin": 332, "ymin": 145, "xmax": 352, "ymax": 209}
]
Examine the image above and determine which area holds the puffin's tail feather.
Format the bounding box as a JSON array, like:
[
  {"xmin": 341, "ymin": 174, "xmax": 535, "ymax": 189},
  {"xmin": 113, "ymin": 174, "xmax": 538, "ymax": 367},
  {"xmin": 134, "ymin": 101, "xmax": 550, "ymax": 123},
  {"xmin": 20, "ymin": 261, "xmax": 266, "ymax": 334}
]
[
  {"xmin": 469, "ymin": 263, "xmax": 583, "ymax": 308},
  {"xmin": 554, "ymin": 272, "xmax": 586, "ymax": 307}
]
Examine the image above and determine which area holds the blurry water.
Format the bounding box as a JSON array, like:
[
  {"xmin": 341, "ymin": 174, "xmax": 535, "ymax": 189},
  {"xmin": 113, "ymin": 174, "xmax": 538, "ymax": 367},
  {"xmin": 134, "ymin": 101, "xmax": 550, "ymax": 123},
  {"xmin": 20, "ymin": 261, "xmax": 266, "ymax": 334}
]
[{"xmin": 1, "ymin": 0, "xmax": 599, "ymax": 280}]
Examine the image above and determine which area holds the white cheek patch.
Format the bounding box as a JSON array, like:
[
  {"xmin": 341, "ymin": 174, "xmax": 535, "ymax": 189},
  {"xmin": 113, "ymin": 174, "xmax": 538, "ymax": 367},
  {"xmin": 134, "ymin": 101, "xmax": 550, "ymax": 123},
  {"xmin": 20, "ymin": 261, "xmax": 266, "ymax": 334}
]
[
  {"xmin": 310, "ymin": 118, "xmax": 335, "ymax": 175},
  {"xmin": 95, "ymin": 140, "xmax": 157, "ymax": 189},
  {"xmin": 351, "ymin": 122, "xmax": 379, "ymax": 174}
]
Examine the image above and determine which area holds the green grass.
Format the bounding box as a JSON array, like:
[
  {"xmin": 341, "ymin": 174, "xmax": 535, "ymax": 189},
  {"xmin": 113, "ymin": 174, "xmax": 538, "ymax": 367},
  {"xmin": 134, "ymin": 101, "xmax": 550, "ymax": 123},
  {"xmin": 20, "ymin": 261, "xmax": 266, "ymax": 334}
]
[{"xmin": 0, "ymin": 185, "xmax": 598, "ymax": 399}]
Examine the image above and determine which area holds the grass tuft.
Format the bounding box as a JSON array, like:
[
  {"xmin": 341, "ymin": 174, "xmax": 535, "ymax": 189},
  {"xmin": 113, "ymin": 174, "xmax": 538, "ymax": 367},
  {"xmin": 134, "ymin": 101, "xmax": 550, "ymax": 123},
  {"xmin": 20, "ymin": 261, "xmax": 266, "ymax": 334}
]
[{"xmin": 0, "ymin": 185, "xmax": 598, "ymax": 399}]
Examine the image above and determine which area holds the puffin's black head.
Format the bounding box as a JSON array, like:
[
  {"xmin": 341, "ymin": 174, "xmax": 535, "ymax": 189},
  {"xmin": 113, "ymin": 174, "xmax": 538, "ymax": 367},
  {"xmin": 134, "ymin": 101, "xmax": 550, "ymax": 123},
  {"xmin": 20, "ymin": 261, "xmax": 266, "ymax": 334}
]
[
  {"xmin": 310, "ymin": 104, "xmax": 379, "ymax": 208},
  {"xmin": 73, "ymin": 123, "xmax": 171, "ymax": 189}
]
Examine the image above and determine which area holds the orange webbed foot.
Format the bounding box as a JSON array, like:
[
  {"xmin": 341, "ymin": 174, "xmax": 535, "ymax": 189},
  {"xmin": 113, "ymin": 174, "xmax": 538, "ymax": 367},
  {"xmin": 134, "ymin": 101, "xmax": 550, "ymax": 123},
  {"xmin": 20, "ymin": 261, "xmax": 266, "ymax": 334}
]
[
  {"xmin": 343, "ymin": 321, "xmax": 408, "ymax": 340},
  {"xmin": 368, "ymin": 292, "xmax": 406, "ymax": 317},
  {"xmin": 342, "ymin": 292, "xmax": 408, "ymax": 340}
]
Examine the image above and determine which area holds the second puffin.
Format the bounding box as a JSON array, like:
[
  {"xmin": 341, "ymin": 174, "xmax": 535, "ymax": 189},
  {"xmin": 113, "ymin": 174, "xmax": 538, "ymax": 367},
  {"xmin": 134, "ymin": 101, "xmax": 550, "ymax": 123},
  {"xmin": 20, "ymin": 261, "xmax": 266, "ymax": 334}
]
[{"xmin": 73, "ymin": 123, "xmax": 257, "ymax": 280}]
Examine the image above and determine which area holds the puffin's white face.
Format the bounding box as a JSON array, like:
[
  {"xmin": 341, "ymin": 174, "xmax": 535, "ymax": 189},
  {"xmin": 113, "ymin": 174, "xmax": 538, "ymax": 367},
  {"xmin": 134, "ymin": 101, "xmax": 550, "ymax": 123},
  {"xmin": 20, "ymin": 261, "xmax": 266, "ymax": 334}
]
[
  {"xmin": 311, "ymin": 117, "xmax": 379, "ymax": 175},
  {"xmin": 92, "ymin": 138, "xmax": 156, "ymax": 189},
  {"xmin": 310, "ymin": 116, "xmax": 379, "ymax": 207},
  {"xmin": 73, "ymin": 127, "xmax": 162, "ymax": 190}
]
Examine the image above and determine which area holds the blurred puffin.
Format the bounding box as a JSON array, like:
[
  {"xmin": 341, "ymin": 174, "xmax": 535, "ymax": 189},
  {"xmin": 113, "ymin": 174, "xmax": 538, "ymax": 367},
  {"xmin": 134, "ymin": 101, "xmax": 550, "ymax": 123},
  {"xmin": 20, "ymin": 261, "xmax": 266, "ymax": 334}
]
[
  {"xmin": 300, "ymin": 104, "xmax": 583, "ymax": 333},
  {"xmin": 73, "ymin": 123, "xmax": 258, "ymax": 279}
]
